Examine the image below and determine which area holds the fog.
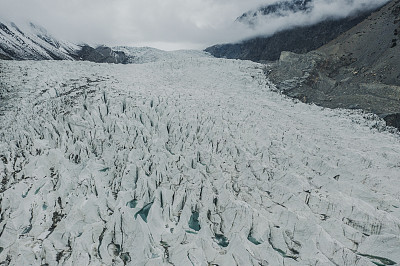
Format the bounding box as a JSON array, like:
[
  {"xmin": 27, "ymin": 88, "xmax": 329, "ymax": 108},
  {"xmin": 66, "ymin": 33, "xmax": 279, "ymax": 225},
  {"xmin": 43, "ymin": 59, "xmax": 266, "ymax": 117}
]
[{"xmin": 0, "ymin": 0, "xmax": 390, "ymax": 50}]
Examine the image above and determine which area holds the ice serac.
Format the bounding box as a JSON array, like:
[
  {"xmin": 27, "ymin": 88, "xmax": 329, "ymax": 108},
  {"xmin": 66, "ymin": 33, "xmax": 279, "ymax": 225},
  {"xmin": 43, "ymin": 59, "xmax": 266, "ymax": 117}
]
[{"xmin": 0, "ymin": 51, "xmax": 400, "ymax": 265}]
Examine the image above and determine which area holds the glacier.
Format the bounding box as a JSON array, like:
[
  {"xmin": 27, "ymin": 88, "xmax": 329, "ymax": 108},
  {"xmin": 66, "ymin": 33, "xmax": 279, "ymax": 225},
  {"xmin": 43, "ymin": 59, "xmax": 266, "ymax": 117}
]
[{"xmin": 0, "ymin": 51, "xmax": 399, "ymax": 265}]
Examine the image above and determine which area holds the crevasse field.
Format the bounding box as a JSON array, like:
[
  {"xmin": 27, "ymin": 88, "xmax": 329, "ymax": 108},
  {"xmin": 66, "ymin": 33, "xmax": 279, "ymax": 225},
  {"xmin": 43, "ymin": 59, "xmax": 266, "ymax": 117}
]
[{"xmin": 0, "ymin": 51, "xmax": 399, "ymax": 266}]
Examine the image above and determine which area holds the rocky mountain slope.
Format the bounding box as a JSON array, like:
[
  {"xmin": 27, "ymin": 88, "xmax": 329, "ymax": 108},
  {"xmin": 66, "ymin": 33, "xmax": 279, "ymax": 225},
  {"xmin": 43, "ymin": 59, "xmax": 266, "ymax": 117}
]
[
  {"xmin": 268, "ymin": 0, "xmax": 400, "ymax": 129},
  {"xmin": 236, "ymin": 0, "xmax": 312, "ymax": 25},
  {"xmin": 1, "ymin": 50, "xmax": 399, "ymax": 266},
  {"xmin": 205, "ymin": 1, "xmax": 381, "ymax": 62},
  {"xmin": 205, "ymin": 13, "xmax": 372, "ymax": 62}
]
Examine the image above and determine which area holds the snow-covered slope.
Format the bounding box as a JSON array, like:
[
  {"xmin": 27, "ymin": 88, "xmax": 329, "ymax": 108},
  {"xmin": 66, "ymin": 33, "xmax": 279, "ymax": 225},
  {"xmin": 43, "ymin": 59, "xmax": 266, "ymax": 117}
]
[
  {"xmin": 114, "ymin": 46, "xmax": 211, "ymax": 64},
  {"xmin": 0, "ymin": 20, "xmax": 78, "ymax": 60},
  {"xmin": 0, "ymin": 52, "xmax": 399, "ymax": 265}
]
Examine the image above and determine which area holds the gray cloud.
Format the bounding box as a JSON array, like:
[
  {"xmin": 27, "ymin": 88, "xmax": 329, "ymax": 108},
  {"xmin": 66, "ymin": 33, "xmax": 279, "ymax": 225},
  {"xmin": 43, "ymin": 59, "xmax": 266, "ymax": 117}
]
[
  {"xmin": 0, "ymin": 0, "xmax": 391, "ymax": 50},
  {"xmin": 238, "ymin": 0, "xmax": 390, "ymax": 41}
]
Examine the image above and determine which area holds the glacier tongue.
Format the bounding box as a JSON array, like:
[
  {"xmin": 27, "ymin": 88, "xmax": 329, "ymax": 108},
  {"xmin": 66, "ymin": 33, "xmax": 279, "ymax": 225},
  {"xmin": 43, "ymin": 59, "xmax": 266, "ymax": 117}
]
[{"xmin": 0, "ymin": 54, "xmax": 400, "ymax": 266}]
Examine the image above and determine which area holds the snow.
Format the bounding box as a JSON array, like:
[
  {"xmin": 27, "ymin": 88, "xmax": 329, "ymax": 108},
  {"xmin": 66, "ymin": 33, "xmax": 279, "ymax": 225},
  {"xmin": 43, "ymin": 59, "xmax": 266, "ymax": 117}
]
[
  {"xmin": 0, "ymin": 52, "xmax": 399, "ymax": 265},
  {"xmin": 0, "ymin": 20, "xmax": 78, "ymax": 60},
  {"xmin": 114, "ymin": 46, "xmax": 211, "ymax": 64}
]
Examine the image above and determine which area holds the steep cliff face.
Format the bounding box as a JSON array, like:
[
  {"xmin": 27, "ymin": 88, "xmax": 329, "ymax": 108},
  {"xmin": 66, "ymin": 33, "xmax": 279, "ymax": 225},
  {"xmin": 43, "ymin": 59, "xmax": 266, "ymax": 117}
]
[{"xmin": 268, "ymin": 0, "xmax": 400, "ymax": 129}]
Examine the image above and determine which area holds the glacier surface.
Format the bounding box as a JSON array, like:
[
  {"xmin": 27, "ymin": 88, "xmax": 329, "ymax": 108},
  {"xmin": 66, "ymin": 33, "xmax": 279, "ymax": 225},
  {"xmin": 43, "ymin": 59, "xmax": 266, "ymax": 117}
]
[{"xmin": 0, "ymin": 52, "xmax": 399, "ymax": 265}]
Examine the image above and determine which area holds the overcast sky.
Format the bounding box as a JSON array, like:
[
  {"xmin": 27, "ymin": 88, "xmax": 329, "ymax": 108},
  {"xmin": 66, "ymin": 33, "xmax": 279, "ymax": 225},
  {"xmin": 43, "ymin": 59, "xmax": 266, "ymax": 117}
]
[{"xmin": 0, "ymin": 0, "xmax": 390, "ymax": 50}]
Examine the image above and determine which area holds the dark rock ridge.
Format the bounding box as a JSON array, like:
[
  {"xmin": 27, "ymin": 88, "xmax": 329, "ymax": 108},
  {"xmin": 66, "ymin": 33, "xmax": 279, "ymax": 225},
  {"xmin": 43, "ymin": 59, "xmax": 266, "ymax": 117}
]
[
  {"xmin": 205, "ymin": 9, "xmax": 375, "ymax": 62},
  {"xmin": 237, "ymin": 0, "xmax": 312, "ymax": 24},
  {"xmin": 77, "ymin": 45, "xmax": 128, "ymax": 64},
  {"xmin": 268, "ymin": 0, "xmax": 400, "ymax": 129}
]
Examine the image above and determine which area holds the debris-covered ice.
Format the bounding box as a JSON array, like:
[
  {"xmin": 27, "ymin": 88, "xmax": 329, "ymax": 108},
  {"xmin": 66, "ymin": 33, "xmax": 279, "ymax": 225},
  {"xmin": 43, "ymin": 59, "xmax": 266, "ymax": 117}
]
[{"xmin": 0, "ymin": 52, "xmax": 399, "ymax": 265}]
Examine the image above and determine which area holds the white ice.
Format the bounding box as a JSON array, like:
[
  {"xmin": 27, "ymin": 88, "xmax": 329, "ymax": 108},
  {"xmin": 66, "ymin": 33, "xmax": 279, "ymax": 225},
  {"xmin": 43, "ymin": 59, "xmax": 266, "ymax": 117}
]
[{"xmin": 0, "ymin": 51, "xmax": 399, "ymax": 265}]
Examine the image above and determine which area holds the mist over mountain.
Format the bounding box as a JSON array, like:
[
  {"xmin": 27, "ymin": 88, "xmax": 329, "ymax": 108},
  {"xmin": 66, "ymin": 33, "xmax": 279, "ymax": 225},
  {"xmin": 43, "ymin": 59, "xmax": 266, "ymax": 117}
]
[
  {"xmin": 205, "ymin": 10, "xmax": 373, "ymax": 62},
  {"xmin": 237, "ymin": 0, "xmax": 389, "ymax": 28},
  {"xmin": 206, "ymin": 0, "xmax": 389, "ymax": 61},
  {"xmin": 237, "ymin": 0, "xmax": 313, "ymax": 25},
  {"xmin": 0, "ymin": 0, "xmax": 391, "ymax": 50}
]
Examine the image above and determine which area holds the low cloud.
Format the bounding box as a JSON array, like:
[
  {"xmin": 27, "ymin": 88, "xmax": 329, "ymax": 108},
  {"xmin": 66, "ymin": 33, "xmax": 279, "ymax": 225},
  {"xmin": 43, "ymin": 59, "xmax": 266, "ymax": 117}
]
[
  {"xmin": 0, "ymin": 0, "xmax": 391, "ymax": 50},
  {"xmin": 233, "ymin": 0, "xmax": 390, "ymax": 42}
]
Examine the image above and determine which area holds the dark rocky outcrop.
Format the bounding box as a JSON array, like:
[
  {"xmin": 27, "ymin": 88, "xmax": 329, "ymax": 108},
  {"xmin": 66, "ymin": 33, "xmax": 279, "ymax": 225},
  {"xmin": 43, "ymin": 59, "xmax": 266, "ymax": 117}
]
[
  {"xmin": 237, "ymin": 0, "xmax": 312, "ymax": 23},
  {"xmin": 268, "ymin": 0, "xmax": 400, "ymax": 129},
  {"xmin": 0, "ymin": 53, "xmax": 12, "ymax": 60},
  {"xmin": 77, "ymin": 45, "xmax": 128, "ymax": 64}
]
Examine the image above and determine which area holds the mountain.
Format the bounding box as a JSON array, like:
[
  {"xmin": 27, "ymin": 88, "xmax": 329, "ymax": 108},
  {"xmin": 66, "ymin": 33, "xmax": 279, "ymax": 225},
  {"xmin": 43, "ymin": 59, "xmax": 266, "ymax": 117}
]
[
  {"xmin": 268, "ymin": 0, "xmax": 400, "ymax": 129},
  {"xmin": 204, "ymin": 0, "xmax": 389, "ymax": 62},
  {"xmin": 0, "ymin": 21, "xmax": 79, "ymax": 60},
  {"xmin": 205, "ymin": 7, "xmax": 376, "ymax": 62},
  {"xmin": 0, "ymin": 20, "xmax": 130, "ymax": 64},
  {"xmin": 206, "ymin": 12, "xmax": 372, "ymax": 62},
  {"xmin": 1, "ymin": 50, "xmax": 399, "ymax": 266},
  {"xmin": 0, "ymin": 20, "xmax": 202, "ymax": 65}
]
